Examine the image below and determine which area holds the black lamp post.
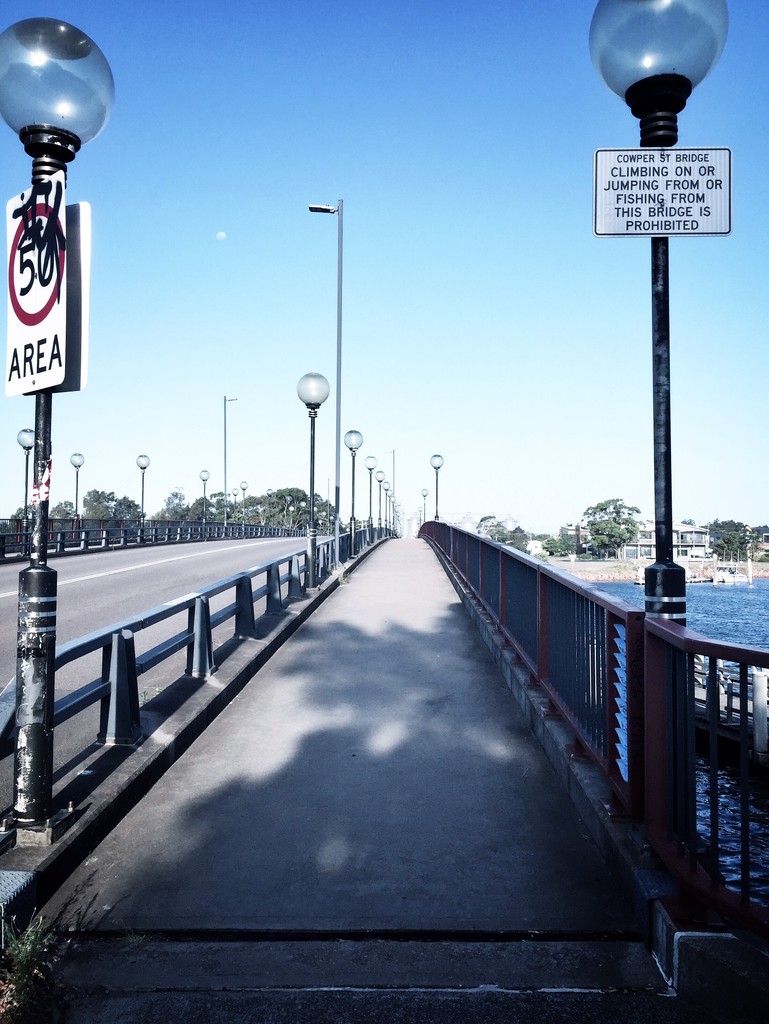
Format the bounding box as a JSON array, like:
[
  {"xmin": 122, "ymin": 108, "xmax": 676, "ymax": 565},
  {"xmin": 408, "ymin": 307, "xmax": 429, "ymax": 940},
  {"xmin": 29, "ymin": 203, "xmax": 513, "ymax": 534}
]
[
  {"xmin": 364, "ymin": 455, "xmax": 377, "ymax": 541},
  {"xmin": 383, "ymin": 481, "xmax": 391, "ymax": 534},
  {"xmin": 17, "ymin": 428, "xmax": 34, "ymax": 541},
  {"xmin": 590, "ymin": 0, "xmax": 728, "ymax": 623},
  {"xmin": 0, "ymin": 17, "xmax": 113, "ymax": 829},
  {"xmin": 344, "ymin": 429, "xmax": 363, "ymax": 556},
  {"xmin": 70, "ymin": 453, "xmax": 84, "ymax": 518},
  {"xmin": 375, "ymin": 470, "xmax": 385, "ymax": 533},
  {"xmin": 199, "ymin": 470, "xmax": 210, "ymax": 532},
  {"xmin": 136, "ymin": 455, "xmax": 150, "ymax": 519},
  {"xmin": 430, "ymin": 454, "xmax": 444, "ymax": 521},
  {"xmin": 298, "ymin": 372, "xmax": 330, "ymax": 587},
  {"xmin": 421, "ymin": 488, "xmax": 429, "ymax": 525},
  {"xmin": 240, "ymin": 481, "xmax": 248, "ymax": 532}
]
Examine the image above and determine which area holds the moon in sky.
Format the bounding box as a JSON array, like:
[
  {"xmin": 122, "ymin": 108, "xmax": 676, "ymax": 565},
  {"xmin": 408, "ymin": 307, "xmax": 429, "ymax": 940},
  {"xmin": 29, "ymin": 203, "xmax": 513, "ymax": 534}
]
[{"xmin": 216, "ymin": 231, "xmax": 227, "ymax": 241}]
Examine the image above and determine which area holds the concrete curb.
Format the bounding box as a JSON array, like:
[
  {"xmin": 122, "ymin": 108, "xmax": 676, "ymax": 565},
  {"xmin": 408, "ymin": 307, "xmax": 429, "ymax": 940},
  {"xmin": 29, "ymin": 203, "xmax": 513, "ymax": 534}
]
[
  {"xmin": 424, "ymin": 538, "xmax": 769, "ymax": 1023},
  {"xmin": 0, "ymin": 540, "xmax": 387, "ymax": 915}
]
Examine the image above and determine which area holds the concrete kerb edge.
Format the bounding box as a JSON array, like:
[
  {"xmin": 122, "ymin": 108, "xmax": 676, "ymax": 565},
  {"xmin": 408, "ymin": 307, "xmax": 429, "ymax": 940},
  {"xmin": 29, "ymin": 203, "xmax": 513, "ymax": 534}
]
[
  {"xmin": 421, "ymin": 537, "xmax": 769, "ymax": 1020},
  {"xmin": 3, "ymin": 538, "xmax": 390, "ymax": 911}
]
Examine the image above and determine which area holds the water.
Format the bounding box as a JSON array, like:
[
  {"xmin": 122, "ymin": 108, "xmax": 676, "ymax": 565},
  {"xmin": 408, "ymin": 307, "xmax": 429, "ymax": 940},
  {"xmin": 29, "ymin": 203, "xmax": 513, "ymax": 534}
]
[
  {"xmin": 589, "ymin": 576, "xmax": 769, "ymax": 906},
  {"xmin": 591, "ymin": 576, "xmax": 769, "ymax": 649},
  {"xmin": 697, "ymin": 759, "xmax": 769, "ymax": 903}
]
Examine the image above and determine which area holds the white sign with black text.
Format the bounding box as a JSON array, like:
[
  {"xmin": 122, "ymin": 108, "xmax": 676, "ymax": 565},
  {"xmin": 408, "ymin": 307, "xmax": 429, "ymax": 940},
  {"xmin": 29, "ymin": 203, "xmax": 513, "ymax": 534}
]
[
  {"xmin": 6, "ymin": 170, "xmax": 68, "ymax": 395},
  {"xmin": 593, "ymin": 148, "xmax": 732, "ymax": 238}
]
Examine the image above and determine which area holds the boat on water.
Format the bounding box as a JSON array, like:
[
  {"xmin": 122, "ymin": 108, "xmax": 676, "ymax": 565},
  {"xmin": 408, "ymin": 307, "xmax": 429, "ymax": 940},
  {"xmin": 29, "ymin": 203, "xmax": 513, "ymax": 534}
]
[
  {"xmin": 714, "ymin": 564, "xmax": 749, "ymax": 585},
  {"xmin": 632, "ymin": 559, "xmax": 753, "ymax": 586}
]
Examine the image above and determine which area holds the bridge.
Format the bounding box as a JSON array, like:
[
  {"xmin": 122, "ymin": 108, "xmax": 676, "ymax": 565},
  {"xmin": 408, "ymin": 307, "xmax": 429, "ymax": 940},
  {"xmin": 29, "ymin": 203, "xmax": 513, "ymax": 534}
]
[{"xmin": 0, "ymin": 527, "xmax": 766, "ymax": 1022}]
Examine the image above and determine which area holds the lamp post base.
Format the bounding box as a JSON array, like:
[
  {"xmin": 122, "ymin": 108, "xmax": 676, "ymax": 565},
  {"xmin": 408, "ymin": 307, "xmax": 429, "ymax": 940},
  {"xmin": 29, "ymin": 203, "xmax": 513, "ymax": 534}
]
[
  {"xmin": 306, "ymin": 527, "xmax": 317, "ymax": 589},
  {"xmin": 644, "ymin": 561, "xmax": 686, "ymax": 624}
]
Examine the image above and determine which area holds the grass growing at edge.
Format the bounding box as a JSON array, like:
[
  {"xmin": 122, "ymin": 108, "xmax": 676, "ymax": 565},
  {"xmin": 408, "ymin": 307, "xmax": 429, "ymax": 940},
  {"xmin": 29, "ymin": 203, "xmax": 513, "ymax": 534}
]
[{"xmin": 0, "ymin": 916, "xmax": 58, "ymax": 1023}]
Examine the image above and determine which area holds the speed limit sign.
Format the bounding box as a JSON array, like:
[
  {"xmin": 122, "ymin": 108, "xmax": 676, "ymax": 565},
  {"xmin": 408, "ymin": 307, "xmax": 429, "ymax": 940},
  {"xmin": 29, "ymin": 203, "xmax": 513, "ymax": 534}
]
[{"xmin": 5, "ymin": 169, "xmax": 68, "ymax": 395}]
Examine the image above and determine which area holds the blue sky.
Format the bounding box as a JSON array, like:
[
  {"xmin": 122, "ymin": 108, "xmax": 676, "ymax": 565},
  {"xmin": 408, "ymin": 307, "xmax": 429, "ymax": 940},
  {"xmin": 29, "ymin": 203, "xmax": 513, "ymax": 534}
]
[{"xmin": 0, "ymin": 1, "xmax": 766, "ymax": 534}]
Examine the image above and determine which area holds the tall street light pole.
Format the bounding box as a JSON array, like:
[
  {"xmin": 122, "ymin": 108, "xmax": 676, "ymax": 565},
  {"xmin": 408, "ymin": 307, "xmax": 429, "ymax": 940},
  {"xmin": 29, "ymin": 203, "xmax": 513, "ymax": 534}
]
[
  {"xmin": 590, "ymin": 0, "xmax": 728, "ymax": 623},
  {"xmin": 421, "ymin": 488, "xmax": 429, "ymax": 526},
  {"xmin": 309, "ymin": 200, "xmax": 343, "ymax": 567},
  {"xmin": 430, "ymin": 454, "xmax": 444, "ymax": 521},
  {"xmin": 297, "ymin": 373, "xmax": 330, "ymax": 588},
  {"xmin": 223, "ymin": 395, "xmax": 237, "ymax": 529},
  {"xmin": 0, "ymin": 17, "xmax": 113, "ymax": 829}
]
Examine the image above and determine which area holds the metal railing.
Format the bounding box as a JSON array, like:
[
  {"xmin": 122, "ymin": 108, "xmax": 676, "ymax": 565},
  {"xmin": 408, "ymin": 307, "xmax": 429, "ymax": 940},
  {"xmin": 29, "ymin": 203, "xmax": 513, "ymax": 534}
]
[
  {"xmin": 421, "ymin": 521, "xmax": 769, "ymax": 938},
  {"xmin": 0, "ymin": 525, "xmax": 390, "ymax": 766},
  {"xmin": 0, "ymin": 518, "xmax": 304, "ymax": 560}
]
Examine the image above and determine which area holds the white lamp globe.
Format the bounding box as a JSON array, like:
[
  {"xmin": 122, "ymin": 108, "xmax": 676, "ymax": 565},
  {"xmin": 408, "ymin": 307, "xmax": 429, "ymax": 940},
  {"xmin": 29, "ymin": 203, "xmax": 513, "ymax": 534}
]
[
  {"xmin": 589, "ymin": 0, "xmax": 728, "ymax": 100},
  {"xmin": 0, "ymin": 18, "xmax": 114, "ymax": 144},
  {"xmin": 297, "ymin": 372, "xmax": 330, "ymax": 408}
]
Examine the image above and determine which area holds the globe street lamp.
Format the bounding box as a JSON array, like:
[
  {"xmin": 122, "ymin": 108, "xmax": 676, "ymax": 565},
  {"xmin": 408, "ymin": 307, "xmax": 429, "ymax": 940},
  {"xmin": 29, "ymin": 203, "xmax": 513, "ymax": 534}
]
[
  {"xmin": 430, "ymin": 454, "xmax": 444, "ymax": 521},
  {"xmin": 0, "ymin": 17, "xmax": 114, "ymax": 828},
  {"xmin": 383, "ymin": 481, "xmax": 391, "ymax": 534},
  {"xmin": 16, "ymin": 428, "xmax": 34, "ymax": 537},
  {"xmin": 309, "ymin": 201, "xmax": 343, "ymax": 566},
  {"xmin": 297, "ymin": 372, "xmax": 330, "ymax": 587},
  {"xmin": 69, "ymin": 453, "xmax": 84, "ymax": 518},
  {"xmin": 231, "ymin": 487, "xmax": 239, "ymax": 529},
  {"xmin": 590, "ymin": 0, "xmax": 728, "ymax": 623},
  {"xmin": 136, "ymin": 455, "xmax": 150, "ymax": 545},
  {"xmin": 136, "ymin": 455, "xmax": 150, "ymax": 521},
  {"xmin": 240, "ymin": 481, "xmax": 248, "ymax": 531},
  {"xmin": 375, "ymin": 470, "xmax": 385, "ymax": 533},
  {"xmin": 199, "ymin": 470, "xmax": 210, "ymax": 531},
  {"xmin": 344, "ymin": 429, "xmax": 363, "ymax": 556},
  {"xmin": 364, "ymin": 455, "xmax": 377, "ymax": 540},
  {"xmin": 421, "ymin": 488, "xmax": 429, "ymax": 525}
]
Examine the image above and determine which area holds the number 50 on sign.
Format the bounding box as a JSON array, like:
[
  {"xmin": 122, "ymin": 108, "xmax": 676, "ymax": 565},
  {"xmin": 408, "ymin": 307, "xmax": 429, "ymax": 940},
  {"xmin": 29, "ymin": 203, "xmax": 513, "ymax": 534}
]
[{"xmin": 5, "ymin": 169, "xmax": 67, "ymax": 395}]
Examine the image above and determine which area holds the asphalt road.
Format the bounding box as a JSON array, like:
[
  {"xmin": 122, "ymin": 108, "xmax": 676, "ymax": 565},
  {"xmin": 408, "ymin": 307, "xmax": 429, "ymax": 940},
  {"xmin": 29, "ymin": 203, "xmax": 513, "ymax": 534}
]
[{"xmin": 0, "ymin": 536, "xmax": 307, "ymax": 812}]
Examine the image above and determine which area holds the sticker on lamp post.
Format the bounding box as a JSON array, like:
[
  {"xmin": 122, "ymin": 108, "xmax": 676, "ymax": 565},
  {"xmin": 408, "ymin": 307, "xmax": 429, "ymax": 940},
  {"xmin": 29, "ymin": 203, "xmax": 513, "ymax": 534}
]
[{"xmin": 5, "ymin": 169, "xmax": 67, "ymax": 395}]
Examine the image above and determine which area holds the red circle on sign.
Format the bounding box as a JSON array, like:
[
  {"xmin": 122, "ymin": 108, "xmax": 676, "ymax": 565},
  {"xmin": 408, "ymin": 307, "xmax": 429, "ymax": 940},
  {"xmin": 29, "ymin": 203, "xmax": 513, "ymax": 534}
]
[{"xmin": 8, "ymin": 203, "xmax": 66, "ymax": 327}]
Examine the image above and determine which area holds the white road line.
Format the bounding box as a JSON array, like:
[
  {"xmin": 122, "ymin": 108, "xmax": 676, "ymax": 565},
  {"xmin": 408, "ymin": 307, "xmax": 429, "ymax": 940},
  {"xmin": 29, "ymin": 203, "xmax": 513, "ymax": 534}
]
[{"xmin": 0, "ymin": 541, "xmax": 294, "ymax": 599}]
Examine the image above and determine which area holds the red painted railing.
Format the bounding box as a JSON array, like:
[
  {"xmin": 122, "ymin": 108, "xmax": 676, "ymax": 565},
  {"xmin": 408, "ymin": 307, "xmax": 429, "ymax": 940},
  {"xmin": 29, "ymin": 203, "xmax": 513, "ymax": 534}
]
[{"xmin": 421, "ymin": 520, "xmax": 769, "ymax": 938}]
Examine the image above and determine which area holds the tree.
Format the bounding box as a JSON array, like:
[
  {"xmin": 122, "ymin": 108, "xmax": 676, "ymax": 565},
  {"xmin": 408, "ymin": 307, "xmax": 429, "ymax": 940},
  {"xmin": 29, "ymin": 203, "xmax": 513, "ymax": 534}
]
[
  {"xmin": 82, "ymin": 489, "xmax": 140, "ymax": 522},
  {"xmin": 582, "ymin": 498, "xmax": 640, "ymax": 559},
  {"xmin": 153, "ymin": 489, "xmax": 190, "ymax": 521},
  {"xmin": 709, "ymin": 521, "xmax": 751, "ymax": 560},
  {"xmin": 49, "ymin": 500, "xmax": 75, "ymax": 519},
  {"xmin": 82, "ymin": 489, "xmax": 117, "ymax": 519},
  {"xmin": 541, "ymin": 535, "xmax": 575, "ymax": 557},
  {"xmin": 188, "ymin": 496, "xmax": 213, "ymax": 521},
  {"xmin": 507, "ymin": 526, "xmax": 528, "ymax": 552},
  {"xmin": 476, "ymin": 516, "xmax": 528, "ymax": 551}
]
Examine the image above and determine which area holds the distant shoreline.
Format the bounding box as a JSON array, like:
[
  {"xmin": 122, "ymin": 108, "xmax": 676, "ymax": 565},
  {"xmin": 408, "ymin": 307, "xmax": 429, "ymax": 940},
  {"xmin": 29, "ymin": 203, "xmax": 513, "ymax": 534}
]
[{"xmin": 545, "ymin": 558, "xmax": 769, "ymax": 583}]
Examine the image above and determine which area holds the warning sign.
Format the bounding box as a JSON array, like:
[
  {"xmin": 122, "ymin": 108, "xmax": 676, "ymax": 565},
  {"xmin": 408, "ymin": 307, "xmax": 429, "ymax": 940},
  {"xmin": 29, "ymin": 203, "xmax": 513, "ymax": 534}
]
[
  {"xmin": 6, "ymin": 170, "xmax": 67, "ymax": 395},
  {"xmin": 593, "ymin": 148, "xmax": 731, "ymax": 237}
]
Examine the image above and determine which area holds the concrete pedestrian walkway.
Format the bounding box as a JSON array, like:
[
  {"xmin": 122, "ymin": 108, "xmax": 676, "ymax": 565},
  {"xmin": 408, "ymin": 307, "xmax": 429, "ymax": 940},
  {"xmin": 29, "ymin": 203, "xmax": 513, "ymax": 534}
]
[{"xmin": 42, "ymin": 540, "xmax": 727, "ymax": 1021}]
